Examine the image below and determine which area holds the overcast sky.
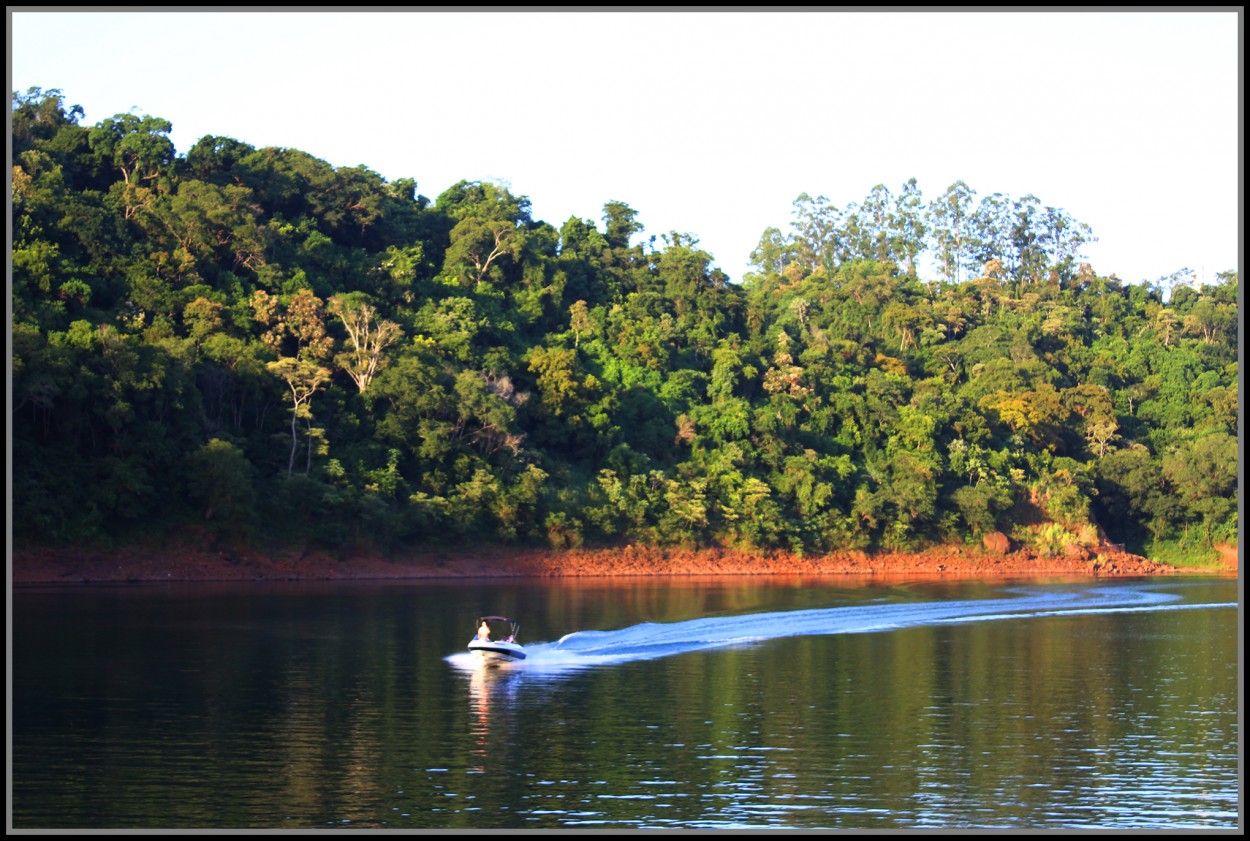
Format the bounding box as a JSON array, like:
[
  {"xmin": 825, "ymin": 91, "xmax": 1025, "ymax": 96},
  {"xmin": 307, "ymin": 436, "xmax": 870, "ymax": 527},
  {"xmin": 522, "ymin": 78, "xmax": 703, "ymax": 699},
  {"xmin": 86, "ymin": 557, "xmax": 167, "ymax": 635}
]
[{"xmin": 10, "ymin": 9, "xmax": 1242, "ymax": 285}]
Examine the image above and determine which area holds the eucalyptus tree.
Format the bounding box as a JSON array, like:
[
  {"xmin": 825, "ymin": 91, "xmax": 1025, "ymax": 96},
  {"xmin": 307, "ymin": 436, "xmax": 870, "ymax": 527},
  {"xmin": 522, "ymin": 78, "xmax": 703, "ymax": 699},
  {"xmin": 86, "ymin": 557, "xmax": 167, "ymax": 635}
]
[
  {"xmin": 926, "ymin": 180, "xmax": 977, "ymax": 283},
  {"xmin": 1041, "ymin": 204, "xmax": 1096, "ymax": 284},
  {"xmin": 1008, "ymin": 194, "xmax": 1048, "ymax": 285},
  {"xmin": 891, "ymin": 177, "xmax": 928, "ymax": 278},
  {"xmin": 858, "ymin": 183, "xmax": 894, "ymax": 263},
  {"xmin": 969, "ymin": 192, "xmax": 1014, "ymax": 281},
  {"xmin": 789, "ymin": 193, "xmax": 842, "ymax": 275},
  {"xmin": 748, "ymin": 226, "xmax": 797, "ymax": 279}
]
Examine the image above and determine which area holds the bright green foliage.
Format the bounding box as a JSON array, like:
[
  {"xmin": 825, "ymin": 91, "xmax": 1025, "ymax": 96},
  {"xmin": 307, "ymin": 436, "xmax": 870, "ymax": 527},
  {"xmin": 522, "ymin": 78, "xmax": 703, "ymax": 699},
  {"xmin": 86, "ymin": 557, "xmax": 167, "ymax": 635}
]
[
  {"xmin": 88, "ymin": 112, "xmax": 175, "ymax": 186},
  {"xmin": 10, "ymin": 87, "xmax": 1237, "ymax": 558}
]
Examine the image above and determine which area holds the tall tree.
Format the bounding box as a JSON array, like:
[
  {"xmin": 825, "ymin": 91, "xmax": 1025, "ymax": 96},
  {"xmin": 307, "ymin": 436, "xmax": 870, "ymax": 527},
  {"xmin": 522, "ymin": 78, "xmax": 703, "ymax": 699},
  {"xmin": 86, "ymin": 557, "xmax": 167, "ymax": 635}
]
[
  {"xmin": 891, "ymin": 177, "xmax": 927, "ymax": 278},
  {"xmin": 327, "ymin": 294, "xmax": 403, "ymax": 393},
  {"xmin": 928, "ymin": 180, "xmax": 977, "ymax": 283},
  {"xmin": 88, "ymin": 112, "xmax": 174, "ymax": 186},
  {"xmin": 1009, "ymin": 194, "xmax": 1047, "ymax": 284},
  {"xmin": 602, "ymin": 200, "xmax": 643, "ymax": 250},
  {"xmin": 789, "ymin": 193, "xmax": 842, "ymax": 274},
  {"xmin": 859, "ymin": 183, "xmax": 893, "ymax": 263},
  {"xmin": 439, "ymin": 181, "xmax": 529, "ymax": 286},
  {"xmin": 267, "ymin": 357, "xmax": 333, "ymax": 475},
  {"xmin": 969, "ymin": 192, "xmax": 1013, "ymax": 279}
]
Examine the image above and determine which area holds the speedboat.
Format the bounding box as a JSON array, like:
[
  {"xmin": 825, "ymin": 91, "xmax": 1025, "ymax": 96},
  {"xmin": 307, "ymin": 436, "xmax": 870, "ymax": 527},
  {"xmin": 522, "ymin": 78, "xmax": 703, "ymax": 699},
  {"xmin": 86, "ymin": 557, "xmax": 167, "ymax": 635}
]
[{"xmin": 468, "ymin": 616, "xmax": 527, "ymax": 663}]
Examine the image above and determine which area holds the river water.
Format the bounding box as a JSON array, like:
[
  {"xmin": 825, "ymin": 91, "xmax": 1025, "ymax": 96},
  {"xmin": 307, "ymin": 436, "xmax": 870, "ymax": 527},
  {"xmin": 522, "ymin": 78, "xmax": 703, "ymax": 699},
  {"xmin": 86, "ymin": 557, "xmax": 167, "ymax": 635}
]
[{"xmin": 11, "ymin": 575, "xmax": 1240, "ymax": 829}]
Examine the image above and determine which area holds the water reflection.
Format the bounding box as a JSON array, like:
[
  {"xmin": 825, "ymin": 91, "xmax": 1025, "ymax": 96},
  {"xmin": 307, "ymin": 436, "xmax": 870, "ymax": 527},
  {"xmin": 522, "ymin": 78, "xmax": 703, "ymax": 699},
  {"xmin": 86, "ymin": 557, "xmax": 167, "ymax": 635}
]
[
  {"xmin": 12, "ymin": 577, "xmax": 1239, "ymax": 829},
  {"xmin": 465, "ymin": 664, "xmax": 532, "ymax": 770}
]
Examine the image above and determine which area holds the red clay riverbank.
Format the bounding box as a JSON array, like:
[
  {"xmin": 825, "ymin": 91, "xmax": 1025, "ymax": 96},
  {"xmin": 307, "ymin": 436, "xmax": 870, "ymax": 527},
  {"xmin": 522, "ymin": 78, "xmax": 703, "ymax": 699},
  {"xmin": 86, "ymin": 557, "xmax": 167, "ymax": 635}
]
[{"xmin": 11, "ymin": 536, "xmax": 1236, "ymax": 584}]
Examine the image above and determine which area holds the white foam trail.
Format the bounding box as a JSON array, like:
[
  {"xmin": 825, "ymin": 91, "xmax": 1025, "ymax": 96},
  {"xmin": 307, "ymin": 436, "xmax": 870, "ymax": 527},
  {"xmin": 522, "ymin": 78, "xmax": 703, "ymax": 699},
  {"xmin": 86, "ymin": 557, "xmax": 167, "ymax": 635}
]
[{"xmin": 447, "ymin": 584, "xmax": 1234, "ymax": 673}]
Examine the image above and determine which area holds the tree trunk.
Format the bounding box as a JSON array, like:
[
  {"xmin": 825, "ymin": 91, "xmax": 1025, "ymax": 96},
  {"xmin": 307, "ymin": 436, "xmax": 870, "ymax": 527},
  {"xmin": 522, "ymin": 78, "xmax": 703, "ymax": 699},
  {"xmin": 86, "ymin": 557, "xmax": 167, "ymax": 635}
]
[{"xmin": 287, "ymin": 410, "xmax": 298, "ymax": 475}]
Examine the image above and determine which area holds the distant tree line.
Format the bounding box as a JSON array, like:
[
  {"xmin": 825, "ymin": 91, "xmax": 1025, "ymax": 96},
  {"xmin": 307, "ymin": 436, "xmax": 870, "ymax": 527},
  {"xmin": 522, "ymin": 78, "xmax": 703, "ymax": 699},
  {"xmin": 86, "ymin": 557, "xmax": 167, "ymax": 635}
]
[
  {"xmin": 11, "ymin": 88, "xmax": 1239, "ymax": 561},
  {"xmin": 755, "ymin": 178, "xmax": 1095, "ymax": 289}
]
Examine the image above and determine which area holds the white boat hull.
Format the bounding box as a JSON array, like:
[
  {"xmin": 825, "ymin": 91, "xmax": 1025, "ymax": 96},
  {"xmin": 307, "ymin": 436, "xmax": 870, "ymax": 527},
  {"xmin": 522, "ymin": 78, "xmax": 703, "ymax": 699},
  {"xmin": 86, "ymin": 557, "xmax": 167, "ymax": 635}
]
[{"xmin": 468, "ymin": 639, "xmax": 527, "ymax": 662}]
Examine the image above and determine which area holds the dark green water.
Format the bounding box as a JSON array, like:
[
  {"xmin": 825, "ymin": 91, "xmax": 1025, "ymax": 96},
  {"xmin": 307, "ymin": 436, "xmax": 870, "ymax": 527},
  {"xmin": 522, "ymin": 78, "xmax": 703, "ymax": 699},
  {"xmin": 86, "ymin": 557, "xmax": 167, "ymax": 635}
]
[{"xmin": 11, "ymin": 576, "xmax": 1240, "ymax": 828}]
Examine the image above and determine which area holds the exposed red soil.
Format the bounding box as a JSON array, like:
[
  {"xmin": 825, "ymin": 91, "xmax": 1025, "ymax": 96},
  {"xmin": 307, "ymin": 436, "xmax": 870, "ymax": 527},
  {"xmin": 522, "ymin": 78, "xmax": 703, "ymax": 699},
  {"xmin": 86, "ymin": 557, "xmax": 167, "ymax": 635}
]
[
  {"xmin": 1214, "ymin": 543, "xmax": 1240, "ymax": 570},
  {"xmin": 11, "ymin": 533, "xmax": 1231, "ymax": 585}
]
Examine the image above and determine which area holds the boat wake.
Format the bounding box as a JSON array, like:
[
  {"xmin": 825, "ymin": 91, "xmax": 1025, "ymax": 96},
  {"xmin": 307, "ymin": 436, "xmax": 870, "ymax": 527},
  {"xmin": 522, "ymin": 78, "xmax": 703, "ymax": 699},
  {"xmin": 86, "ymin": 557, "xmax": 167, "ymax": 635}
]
[{"xmin": 446, "ymin": 583, "xmax": 1234, "ymax": 673}]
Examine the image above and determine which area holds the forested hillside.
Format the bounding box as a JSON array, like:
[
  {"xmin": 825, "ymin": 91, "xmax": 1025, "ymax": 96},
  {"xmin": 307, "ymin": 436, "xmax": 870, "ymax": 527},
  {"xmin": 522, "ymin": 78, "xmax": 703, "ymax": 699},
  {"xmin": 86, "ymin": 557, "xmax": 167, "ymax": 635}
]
[{"xmin": 11, "ymin": 88, "xmax": 1239, "ymax": 561}]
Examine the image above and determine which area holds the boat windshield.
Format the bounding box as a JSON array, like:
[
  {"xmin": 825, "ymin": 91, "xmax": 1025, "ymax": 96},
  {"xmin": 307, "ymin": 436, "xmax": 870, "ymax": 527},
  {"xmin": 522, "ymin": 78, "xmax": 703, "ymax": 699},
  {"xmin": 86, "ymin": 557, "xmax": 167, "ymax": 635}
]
[{"xmin": 476, "ymin": 616, "xmax": 521, "ymax": 642}]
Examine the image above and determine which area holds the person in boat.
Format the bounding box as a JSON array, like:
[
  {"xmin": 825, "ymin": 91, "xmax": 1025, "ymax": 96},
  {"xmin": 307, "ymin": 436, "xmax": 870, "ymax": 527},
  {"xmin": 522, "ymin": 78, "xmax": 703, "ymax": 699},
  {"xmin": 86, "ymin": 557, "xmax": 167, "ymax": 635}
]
[{"xmin": 477, "ymin": 621, "xmax": 491, "ymax": 641}]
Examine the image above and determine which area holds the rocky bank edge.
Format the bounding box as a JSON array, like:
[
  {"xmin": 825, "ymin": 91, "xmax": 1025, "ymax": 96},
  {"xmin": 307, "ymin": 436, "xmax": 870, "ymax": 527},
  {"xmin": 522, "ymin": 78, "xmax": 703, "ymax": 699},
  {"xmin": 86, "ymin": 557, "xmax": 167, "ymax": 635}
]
[{"xmin": 11, "ymin": 537, "xmax": 1236, "ymax": 584}]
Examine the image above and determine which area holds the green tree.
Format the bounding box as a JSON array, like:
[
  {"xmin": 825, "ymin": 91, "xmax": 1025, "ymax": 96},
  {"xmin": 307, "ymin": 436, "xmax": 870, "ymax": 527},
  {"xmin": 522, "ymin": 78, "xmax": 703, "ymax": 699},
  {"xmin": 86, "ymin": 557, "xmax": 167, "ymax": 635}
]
[
  {"xmin": 327, "ymin": 293, "xmax": 402, "ymax": 393},
  {"xmin": 444, "ymin": 213, "xmax": 523, "ymax": 286},
  {"xmin": 1163, "ymin": 433, "xmax": 1238, "ymax": 545},
  {"xmin": 88, "ymin": 112, "xmax": 174, "ymax": 186},
  {"xmin": 185, "ymin": 438, "xmax": 256, "ymax": 529},
  {"xmin": 789, "ymin": 193, "xmax": 842, "ymax": 274},
  {"xmin": 927, "ymin": 180, "xmax": 977, "ymax": 283},
  {"xmin": 891, "ymin": 177, "xmax": 927, "ymax": 277},
  {"xmin": 602, "ymin": 200, "xmax": 643, "ymax": 250},
  {"xmin": 268, "ymin": 356, "xmax": 333, "ymax": 475}
]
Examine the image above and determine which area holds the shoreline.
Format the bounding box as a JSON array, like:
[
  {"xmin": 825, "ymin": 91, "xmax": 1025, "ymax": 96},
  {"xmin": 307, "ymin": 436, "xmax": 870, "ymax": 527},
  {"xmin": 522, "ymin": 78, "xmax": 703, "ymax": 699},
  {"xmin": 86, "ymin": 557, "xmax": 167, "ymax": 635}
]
[{"xmin": 10, "ymin": 537, "xmax": 1237, "ymax": 584}]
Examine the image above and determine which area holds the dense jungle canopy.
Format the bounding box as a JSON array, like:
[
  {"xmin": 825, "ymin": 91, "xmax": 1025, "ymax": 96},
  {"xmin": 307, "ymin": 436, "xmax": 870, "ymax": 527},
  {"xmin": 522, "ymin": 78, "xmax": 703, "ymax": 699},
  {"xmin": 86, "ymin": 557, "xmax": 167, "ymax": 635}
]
[{"xmin": 10, "ymin": 88, "xmax": 1239, "ymax": 560}]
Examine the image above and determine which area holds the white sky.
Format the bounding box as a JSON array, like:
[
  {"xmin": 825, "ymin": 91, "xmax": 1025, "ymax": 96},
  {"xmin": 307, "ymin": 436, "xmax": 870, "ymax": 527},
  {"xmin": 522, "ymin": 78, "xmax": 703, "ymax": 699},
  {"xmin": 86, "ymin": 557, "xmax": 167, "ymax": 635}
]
[{"xmin": 9, "ymin": 9, "xmax": 1242, "ymax": 285}]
